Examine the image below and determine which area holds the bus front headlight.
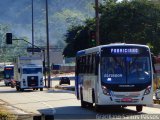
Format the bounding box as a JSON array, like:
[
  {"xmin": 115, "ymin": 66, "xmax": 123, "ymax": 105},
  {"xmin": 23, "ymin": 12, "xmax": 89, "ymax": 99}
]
[
  {"xmin": 102, "ymin": 86, "xmax": 110, "ymax": 96},
  {"xmin": 144, "ymin": 86, "xmax": 151, "ymax": 95},
  {"xmin": 23, "ymin": 79, "xmax": 26, "ymax": 86},
  {"xmin": 40, "ymin": 78, "xmax": 43, "ymax": 85}
]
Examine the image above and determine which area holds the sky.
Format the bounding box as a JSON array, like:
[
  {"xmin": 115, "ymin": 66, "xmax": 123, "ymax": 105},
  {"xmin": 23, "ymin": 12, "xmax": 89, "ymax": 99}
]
[
  {"xmin": 0, "ymin": 0, "xmax": 96, "ymax": 46},
  {"xmin": 0, "ymin": 0, "xmax": 123, "ymax": 46}
]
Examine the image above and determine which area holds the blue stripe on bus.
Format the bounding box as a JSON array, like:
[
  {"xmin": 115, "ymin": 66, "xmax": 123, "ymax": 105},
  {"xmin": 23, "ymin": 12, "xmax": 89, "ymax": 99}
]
[
  {"xmin": 75, "ymin": 75, "xmax": 79, "ymax": 99},
  {"xmin": 76, "ymin": 50, "xmax": 85, "ymax": 56}
]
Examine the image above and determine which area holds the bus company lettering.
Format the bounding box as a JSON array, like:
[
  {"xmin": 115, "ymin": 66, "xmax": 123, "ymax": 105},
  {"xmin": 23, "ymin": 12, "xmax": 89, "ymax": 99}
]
[
  {"xmin": 104, "ymin": 74, "xmax": 122, "ymax": 78},
  {"xmin": 111, "ymin": 48, "xmax": 139, "ymax": 54}
]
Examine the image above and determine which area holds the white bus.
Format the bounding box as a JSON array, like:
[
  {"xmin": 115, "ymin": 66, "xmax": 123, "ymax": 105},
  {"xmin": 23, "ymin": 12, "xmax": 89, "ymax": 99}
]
[
  {"xmin": 3, "ymin": 65, "xmax": 14, "ymax": 86},
  {"xmin": 75, "ymin": 43, "xmax": 153, "ymax": 112}
]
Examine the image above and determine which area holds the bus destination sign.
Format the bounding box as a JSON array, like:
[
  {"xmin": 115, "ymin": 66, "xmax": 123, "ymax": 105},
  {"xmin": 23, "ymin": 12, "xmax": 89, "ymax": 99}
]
[{"xmin": 110, "ymin": 48, "xmax": 139, "ymax": 54}]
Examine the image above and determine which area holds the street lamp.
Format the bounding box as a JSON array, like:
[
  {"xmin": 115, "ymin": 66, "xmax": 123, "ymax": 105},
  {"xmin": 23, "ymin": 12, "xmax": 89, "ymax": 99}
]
[{"xmin": 32, "ymin": 0, "xmax": 34, "ymax": 54}]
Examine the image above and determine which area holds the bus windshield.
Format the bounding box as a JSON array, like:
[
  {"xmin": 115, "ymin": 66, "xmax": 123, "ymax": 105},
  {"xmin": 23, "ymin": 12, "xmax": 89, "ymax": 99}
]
[
  {"xmin": 127, "ymin": 57, "xmax": 151, "ymax": 84},
  {"xmin": 4, "ymin": 67, "xmax": 14, "ymax": 79},
  {"xmin": 23, "ymin": 68, "xmax": 42, "ymax": 74},
  {"xmin": 101, "ymin": 47, "xmax": 152, "ymax": 84}
]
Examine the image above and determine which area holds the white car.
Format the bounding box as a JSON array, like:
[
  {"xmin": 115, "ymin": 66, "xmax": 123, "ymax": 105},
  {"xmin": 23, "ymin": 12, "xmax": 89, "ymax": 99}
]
[{"xmin": 155, "ymin": 88, "xmax": 160, "ymax": 99}]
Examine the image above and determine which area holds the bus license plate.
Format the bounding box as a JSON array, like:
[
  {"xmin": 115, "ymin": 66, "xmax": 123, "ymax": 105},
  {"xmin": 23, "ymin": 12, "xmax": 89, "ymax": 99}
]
[{"xmin": 121, "ymin": 98, "xmax": 132, "ymax": 102}]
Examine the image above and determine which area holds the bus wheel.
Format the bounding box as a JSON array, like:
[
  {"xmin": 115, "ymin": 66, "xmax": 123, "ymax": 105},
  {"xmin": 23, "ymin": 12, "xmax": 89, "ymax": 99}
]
[
  {"xmin": 121, "ymin": 105, "xmax": 127, "ymax": 108},
  {"xmin": 81, "ymin": 98, "xmax": 87, "ymax": 108},
  {"xmin": 92, "ymin": 89, "xmax": 95, "ymax": 103},
  {"xmin": 40, "ymin": 88, "xmax": 43, "ymax": 91},
  {"xmin": 88, "ymin": 102, "xmax": 93, "ymax": 108},
  {"xmin": 136, "ymin": 105, "xmax": 143, "ymax": 112},
  {"xmin": 95, "ymin": 104, "xmax": 102, "ymax": 112},
  {"xmin": 20, "ymin": 88, "xmax": 24, "ymax": 92},
  {"xmin": 16, "ymin": 87, "xmax": 20, "ymax": 91}
]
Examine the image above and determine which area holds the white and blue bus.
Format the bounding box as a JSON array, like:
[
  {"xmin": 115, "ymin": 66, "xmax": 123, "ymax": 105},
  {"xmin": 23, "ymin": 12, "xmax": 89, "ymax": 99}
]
[
  {"xmin": 4, "ymin": 65, "xmax": 14, "ymax": 86},
  {"xmin": 75, "ymin": 43, "xmax": 153, "ymax": 112}
]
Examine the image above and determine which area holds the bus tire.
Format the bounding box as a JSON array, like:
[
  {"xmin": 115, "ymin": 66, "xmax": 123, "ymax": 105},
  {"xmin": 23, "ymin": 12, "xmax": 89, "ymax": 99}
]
[
  {"xmin": 40, "ymin": 88, "xmax": 43, "ymax": 91},
  {"xmin": 136, "ymin": 105, "xmax": 143, "ymax": 112},
  {"xmin": 20, "ymin": 88, "xmax": 24, "ymax": 92},
  {"xmin": 95, "ymin": 104, "xmax": 102, "ymax": 112},
  {"xmin": 16, "ymin": 87, "xmax": 20, "ymax": 91},
  {"xmin": 88, "ymin": 102, "xmax": 93, "ymax": 108},
  {"xmin": 81, "ymin": 99, "xmax": 87, "ymax": 108},
  {"xmin": 92, "ymin": 89, "xmax": 95, "ymax": 103},
  {"xmin": 121, "ymin": 105, "xmax": 127, "ymax": 108}
]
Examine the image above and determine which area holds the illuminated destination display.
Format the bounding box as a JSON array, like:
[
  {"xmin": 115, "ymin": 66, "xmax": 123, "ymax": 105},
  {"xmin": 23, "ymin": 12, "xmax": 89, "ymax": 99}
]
[
  {"xmin": 110, "ymin": 48, "xmax": 139, "ymax": 54},
  {"xmin": 5, "ymin": 67, "xmax": 13, "ymax": 70}
]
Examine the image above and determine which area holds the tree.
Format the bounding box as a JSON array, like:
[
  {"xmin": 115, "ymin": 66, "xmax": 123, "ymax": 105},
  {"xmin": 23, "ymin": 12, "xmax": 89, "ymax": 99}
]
[
  {"xmin": 99, "ymin": 0, "xmax": 160, "ymax": 54},
  {"xmin": 63, "ymin": 19, "xmax": 95, "ymax": 57},
  {"xmin": 63, "ymin": 0, "xmax": 160, "ymax": 57}
]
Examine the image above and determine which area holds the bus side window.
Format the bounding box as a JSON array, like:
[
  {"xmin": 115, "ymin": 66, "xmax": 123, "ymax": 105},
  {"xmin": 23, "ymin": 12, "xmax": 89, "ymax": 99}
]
[
  {"xmin": 79, "ymin": 57, "xmax": 82, "ymax": 73},
  {"xmin": 95, "ymin": 54, "xmax": 99, "ymax": 75},
  {"xmin": 92, "ymin": 54, "xmax": 96, "ymax": 74},
  {"xmin": 90, "ymin": 54, "xmax": 94, "ymax": 73},
  {"xmin": 86, "ymin": 55, "xmax": 89, "ymax": 73},
  {"xmin": 76, "ymin": 58, "xmax": 79, "ymax": 75},
  {"xmin": 87, "ymin": 55, "xmax": 91, "ymax": 73},
  {"xmin": 83, "ymin": 56, "xmax": 86, "ymax": 74},
  {"xmin": 81, "ymin": 57, "xmax": 83, "ymax": 73}
]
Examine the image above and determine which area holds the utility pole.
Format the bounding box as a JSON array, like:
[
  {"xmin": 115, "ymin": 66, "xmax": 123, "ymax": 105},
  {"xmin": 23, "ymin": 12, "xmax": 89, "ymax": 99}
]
[
  {"xmin": 45, "ymin": 0, "xmax": 51, "ymax": 88},
  {"xmin": 95, "ymin": 0, "xmax": 99, "ymax": 46},
  {"xmin": 32, "ymin": 0, "xmax": 34, "ymax": 54}
]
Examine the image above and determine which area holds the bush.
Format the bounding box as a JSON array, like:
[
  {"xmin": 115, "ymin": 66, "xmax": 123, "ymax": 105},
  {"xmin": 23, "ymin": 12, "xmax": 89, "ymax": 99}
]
[{"xmin": 0, "ymin": 106, "xmax": 16, "ymax": 120}]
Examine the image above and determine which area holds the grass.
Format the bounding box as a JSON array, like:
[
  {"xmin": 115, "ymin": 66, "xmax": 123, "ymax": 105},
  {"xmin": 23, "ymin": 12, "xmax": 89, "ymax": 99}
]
[{"xmin": 0, "ymin": 105, "xmax": 17, "ymax": 120}]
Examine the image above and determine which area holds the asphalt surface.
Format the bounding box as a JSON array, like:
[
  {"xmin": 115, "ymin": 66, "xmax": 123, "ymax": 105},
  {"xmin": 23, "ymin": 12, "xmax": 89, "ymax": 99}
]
[{"xmin": 0, "ymin": 77, "xmax": 160, "ymax": 120}]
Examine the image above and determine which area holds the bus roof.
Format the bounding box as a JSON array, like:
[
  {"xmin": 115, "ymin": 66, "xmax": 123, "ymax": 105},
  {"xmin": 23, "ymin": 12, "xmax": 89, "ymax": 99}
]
[
  {"xmin": 76, "ymin": 43, "xmax": 149, "ymax": 56},
  {"xmin": 4, "ymin": 65, "xmax": 14, "ymax": 67}
]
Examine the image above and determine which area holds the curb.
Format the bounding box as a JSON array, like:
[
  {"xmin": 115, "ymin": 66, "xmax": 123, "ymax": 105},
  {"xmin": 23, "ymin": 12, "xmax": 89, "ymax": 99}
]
[
  {"xmin": 147, "ymin": 104, "xmax": 160, "ymax": 109},
  {"xmin": 0, "ymin": 99, "xmax": 42, "ymax": 120}
]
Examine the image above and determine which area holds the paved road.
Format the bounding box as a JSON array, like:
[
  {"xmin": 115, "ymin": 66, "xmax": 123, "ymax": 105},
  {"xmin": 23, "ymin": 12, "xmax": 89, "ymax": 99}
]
[{"xmin": 0, "ymin": 81, "xmax": 160, "ymax": 119}]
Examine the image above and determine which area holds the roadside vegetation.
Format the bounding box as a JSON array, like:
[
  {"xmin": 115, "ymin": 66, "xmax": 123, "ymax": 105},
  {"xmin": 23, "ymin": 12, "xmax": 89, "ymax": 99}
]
[
  {"xmin": 154, "ymin": 76, "xmax": 160, "ymax": 91},
  {"xmin": 0, "ymin": 104, "xmax": 16, "ymax": 120},
  {"xmin": 63, "ymin": 0, "xmax": 160, "ymax": 57}
]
